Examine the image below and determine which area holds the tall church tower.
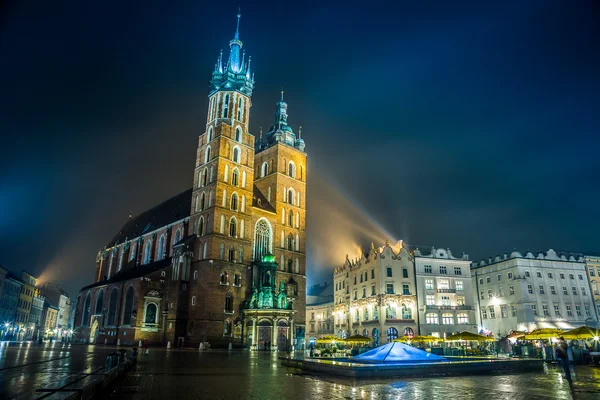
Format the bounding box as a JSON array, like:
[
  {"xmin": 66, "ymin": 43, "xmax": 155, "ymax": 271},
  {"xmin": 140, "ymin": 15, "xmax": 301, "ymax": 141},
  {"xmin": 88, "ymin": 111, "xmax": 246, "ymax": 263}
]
[
  {"xmin": 253, "ymin": 92, "xmax": 308, "ymax": 332},
  {"xmin": 184, "ymin": 11, "xmax": 257, "ymax": 343},
  {"xmin": 191, "ymin": 10, "xmax": 255, "ymax": 262}
]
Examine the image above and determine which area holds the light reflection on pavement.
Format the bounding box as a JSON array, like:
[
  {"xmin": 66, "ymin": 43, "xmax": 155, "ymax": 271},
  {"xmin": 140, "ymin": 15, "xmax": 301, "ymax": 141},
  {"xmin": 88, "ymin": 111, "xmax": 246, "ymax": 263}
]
[
  {"xmin": 0, "ymin": 341, "xmax": 121, "ymax": 399},
  {"xmin": 110, "ymin": 348, "xmax": 600, "ymax": 400}
]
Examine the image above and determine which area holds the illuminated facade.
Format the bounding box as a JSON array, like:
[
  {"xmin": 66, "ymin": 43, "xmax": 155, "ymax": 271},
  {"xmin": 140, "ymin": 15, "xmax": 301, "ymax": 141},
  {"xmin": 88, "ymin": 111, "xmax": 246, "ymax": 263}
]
[
  {"xmin": 584, "ymin": 255, "xmax": 600, "ymax": 319},
  {"xmin": 333, "ymin": 241, "xmax": 418, "ymax": 346},
  {"xmin": 74, "ymin": 12, "xmax": 307, "ymax": 350},
  {"xmin": 413, "ymin": 247, "xmax": 477, "ymax": 337},
  {"xmin": 472, "ymin": 249, "xmax": 598, "ymax": 337}
]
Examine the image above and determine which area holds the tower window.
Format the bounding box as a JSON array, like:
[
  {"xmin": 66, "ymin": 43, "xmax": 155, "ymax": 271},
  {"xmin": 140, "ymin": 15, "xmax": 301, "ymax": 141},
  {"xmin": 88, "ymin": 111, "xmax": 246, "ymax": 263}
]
[
  {"xmin": 201, "ymin": 168, "xmax": 208, "ymax": 187},
  {"xmin": 288, "ymin": 161, "xmax": 296, "ymax": 178},
  {"xmin": 287, "ymin": 189, "xmax": 295, "ymax": 205},
  {"xmin": 198, "ymin": 217, "xmax": 204, "ymax": 236},
  {"xmin": 232, "ymin": 168, "xmax": 239, "ymax": 186},
  {"xmin": 228, "ymin": 248, "xmax": 235, "ymax": 262},
  {"xmin": 253, "ymin": 218, "xmax": 272, "ymax": 260},
  {"xmin": 223, "ymin": 94, "xmax": 229, "ymax": 118},
  {"xmin": 287, "ymin": 234, "xmax": 294, "ymax": 251},
  {"xmin": 288, "ymin": 210, "xmax": 294, "ymax": 226},
  {"xmin": 229, "ymin": 217, "xmax": 237, "ymax": 237},
  {"xmin": 261, "ymin": 162, "xmax": 268, "ymax": 178},
  {"xmin": 231, "ymin": 193, "xmax": 239, "ymax": 211},
  {"xmin": 237, "ymin": 97, "xmax": 243, "ymax": 121},
  {"xmin": 235, "ymin": 126, "xmax": 242, "ymax": 143},
  {"xmin": 207, "ymin": 126, "xmax": 213, "ymax": 142},
  {"xmin": 225, "ymin": 293, "xmax": 233, "ymax": 313},
  {"xmin": 205, "ymin": 146, "xmax": 211, "ymax": 164},
  {"xmin": 200, "ymin": 192, "xmax": 206, "ymax": 211},
  {"xmin": 233, "ymin": 147, "xmax": 240, "ymax": 163}
]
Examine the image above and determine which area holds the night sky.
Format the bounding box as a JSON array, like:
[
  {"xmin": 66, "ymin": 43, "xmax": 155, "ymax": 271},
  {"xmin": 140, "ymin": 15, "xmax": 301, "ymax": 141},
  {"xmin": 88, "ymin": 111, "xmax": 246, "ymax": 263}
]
[{"xmin": 1, "ymin": 1, "xmax": 599, "ymax": 296}]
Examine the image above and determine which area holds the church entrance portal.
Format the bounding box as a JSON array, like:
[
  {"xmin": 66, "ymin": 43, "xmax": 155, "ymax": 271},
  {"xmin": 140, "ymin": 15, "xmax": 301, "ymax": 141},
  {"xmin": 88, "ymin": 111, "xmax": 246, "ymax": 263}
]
[
  {"xmin": 258, "ymin": 321, "xmax": 272, "ymax": 350},
  {"xmin": 277, "ymin": 327, "xmax": 288, "ymax": 351}
]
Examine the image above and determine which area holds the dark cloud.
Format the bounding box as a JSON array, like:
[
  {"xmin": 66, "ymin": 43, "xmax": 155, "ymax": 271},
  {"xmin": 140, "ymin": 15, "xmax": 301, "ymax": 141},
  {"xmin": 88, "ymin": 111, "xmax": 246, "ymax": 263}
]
[{"xmin": 1, "ymin": 1, "xmax": 599, "ymax": 294}]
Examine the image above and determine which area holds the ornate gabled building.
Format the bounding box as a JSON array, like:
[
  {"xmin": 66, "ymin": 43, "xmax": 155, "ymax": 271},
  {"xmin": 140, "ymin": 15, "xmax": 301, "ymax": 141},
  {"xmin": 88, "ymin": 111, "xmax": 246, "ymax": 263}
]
[
  {"xmin": 333, "ymin": 241, "xmax": 418, "ymax": 346},
  {"xmin": 74, "ymin": 11, "xmax": 307, "ymax": 350}
]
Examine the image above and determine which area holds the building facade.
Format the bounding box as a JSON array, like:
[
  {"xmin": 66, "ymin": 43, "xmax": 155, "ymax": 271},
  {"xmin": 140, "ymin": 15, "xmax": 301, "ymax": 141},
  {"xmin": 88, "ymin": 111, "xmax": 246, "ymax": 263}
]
[
  {"xmin": 472, "ymin": 249, "xmax": 598, "ymax": 337},
  {"xmin": 28, "ymin": 291, "xmax": 44, "ymax": 340},
  {"xmin": 74, "ymin": 12, "xmax": 308, "ymax": 350},
  {"xmin": 333, "ymin": 241, "xmax": 418, "ymax": 346},
  {"xmin": 40, "ymin": 284, "xmax": 73, "ymax": 338},
  {"xmin": 306, "ymin": 300, "xmax": 334, "ymax": 342},
  {"xmin": 0, "ymin": 271, "xmax": 24, "ymax": 338},
  {"xmin": 16, "ymin": 272, "xmax": 37, "ymax": 340},
  {"xmin": 41, "ymin": 300, "xmax": 59, "ymax": 339},
  {"xmin": 584, "ymin": 255, "xmax": 600, "ymax": 319},
  {"xmin": 413, "ymin": 246, "xmax": 477, "ymax": 337}
]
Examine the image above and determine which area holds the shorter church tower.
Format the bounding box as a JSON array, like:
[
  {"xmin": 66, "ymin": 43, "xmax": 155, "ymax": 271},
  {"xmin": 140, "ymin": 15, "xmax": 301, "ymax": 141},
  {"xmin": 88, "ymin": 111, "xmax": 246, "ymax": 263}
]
[{"xmin": 252, "ymin": 92, "xmax": 308, "ymax": 347}]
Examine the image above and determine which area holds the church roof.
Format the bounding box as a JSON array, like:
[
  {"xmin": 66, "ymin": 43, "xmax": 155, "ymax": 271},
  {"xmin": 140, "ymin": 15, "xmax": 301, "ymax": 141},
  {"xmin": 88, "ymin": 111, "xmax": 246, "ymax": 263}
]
[
  {"xmin": 106, "ymin": 189, "xmax": 192, "ymax": 248},
  {"xmin": 81, "ymin": 257, "xmax": 172, "ymax": 291},
  {"xmin": 252, "ymin": 186, "xmax": 276, "ymax": 213}
]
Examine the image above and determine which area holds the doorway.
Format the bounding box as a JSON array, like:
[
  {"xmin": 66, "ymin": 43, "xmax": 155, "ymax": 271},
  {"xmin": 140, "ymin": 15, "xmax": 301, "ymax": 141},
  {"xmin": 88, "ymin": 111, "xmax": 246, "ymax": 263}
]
[{"xmin": 258, "ymin": 324, "xmax": 272, "ymax": 350}]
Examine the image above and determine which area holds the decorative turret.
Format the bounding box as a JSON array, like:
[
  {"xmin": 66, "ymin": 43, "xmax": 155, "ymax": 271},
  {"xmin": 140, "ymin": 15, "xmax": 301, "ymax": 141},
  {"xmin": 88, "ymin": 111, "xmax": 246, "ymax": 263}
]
[
  {"xmin": 209, "ymin": 10, "xmax": 254, "ymax": 96},
  {"xmin": 260, "ymin": 90, "xmax": 306, "ymax": 151}
]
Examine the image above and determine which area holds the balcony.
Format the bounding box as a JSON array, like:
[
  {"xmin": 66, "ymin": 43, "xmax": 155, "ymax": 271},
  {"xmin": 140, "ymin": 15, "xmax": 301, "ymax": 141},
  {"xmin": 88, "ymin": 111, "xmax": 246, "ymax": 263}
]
[
  {"xmin": 436, "ymin": 288, "xmax": 456, "ymax": 293},
  {"xmin": 386, "ymin": 319, "xmax": 415, "ymax": 323},
  {"xmin": 425, "ymin": 305, "xmax": 473, "ymax": 310}
]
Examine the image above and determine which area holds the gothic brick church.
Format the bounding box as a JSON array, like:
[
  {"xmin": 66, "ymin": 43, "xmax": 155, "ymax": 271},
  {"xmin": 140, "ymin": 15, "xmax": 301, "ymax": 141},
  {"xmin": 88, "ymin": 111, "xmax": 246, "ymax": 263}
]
[{"xmin": 74, "ymin": 12, "xmax": 307, "ymax": 350}]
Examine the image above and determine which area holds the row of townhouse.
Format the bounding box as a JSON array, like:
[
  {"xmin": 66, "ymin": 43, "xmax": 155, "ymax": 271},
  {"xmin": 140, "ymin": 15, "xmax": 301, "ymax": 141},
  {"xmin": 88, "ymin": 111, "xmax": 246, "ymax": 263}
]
[{"xmin": 306, "ymin": 245, "xmax": 599, "ymax": 345}]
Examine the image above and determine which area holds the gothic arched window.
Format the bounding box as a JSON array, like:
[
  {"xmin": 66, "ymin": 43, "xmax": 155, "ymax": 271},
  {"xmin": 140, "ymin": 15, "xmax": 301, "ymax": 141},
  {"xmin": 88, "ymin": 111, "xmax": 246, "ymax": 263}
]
[
  {"xmin": 143, "ymin": 241, "xmax": 151, "ymax": 264},
  {"xmin": 201, "ymin": 168, "xmax": 208, "ymax": 187},
  {"xmin": 233, "ymin": 146, "xmax": 240, "ymax": 163},
  {"xmin": 232, "ymin": 169, "xmax": 239, "ymax": 186},
  {"xmin": 200, "ymin": 192, "xmax": 206, "ymax": 211},
  {"xmin": 122, "ymin": 286, "xmax": 135, "ymax": 325},
  {"xmin": 129, "ymin": 244, "xmax": 136, "ymax": 261},
  {"xmin": 205, "ymin": 146, "xmax": 211, "ymax": 164},
  {"xmin": 95, "ymin": 290, "xmax": 104, "ymax": 314},
  {"xmin": 225, "ymin": 293, "xmax": 233, "ymax": 313},
  {"xmin": 237, "ymin": 97, "xmax": 243, "ymax": 121},
  {"xmin": 229, "ymin": 217, "xmax": 237, "ymax": 237},
  {"xmin": 287, "ymin": 189, "xmax": 295, "ymax": 205},
  {"xmin": 224, "ymin": 320, "xmax": 231, "ymax": 336},
  {"xmin": 288, "ymin": 161, "xmax": 296, "ymax": 178},
  {"xmin": 288, "ymin": 210, "xmax": 293, "ymax": 226},
  {"xmin": 261, "ymin": 162, "xmax": 268, "ymax": 178},
  {"xmin": 82, "ymin": 292, "xmax": 91, "ymax": 327},
  {"xmin": 253, "ymin": 218, "xmax": 272, "ymax": 260},
  {"xmin": 287, "ymin": 234, "xmax": 294, "ymax": 251},
  {"xmin": 223, "ymin": 94, "xmax": 229, "ymax": 118},
  {"xmin": 235, "ymin": 126, "xmax": 242, "ymax": 142},
  {"xmin": 207, "ymin": 126, "xmax": 213, "ymax": 141},
  {"xmin": 198, "ymin": 217, "xmax": 204, "ymax": 236},
  {"xmin": 108, "ymin": 288, "xmax": 118, "ymax": 325},
  {"xmin": 173, "ymin": 229, "xmax": 181, "ymax": 246},
  {"xmin": 157, "ymin": 235, "xmax": 165, "ymax": 260}
]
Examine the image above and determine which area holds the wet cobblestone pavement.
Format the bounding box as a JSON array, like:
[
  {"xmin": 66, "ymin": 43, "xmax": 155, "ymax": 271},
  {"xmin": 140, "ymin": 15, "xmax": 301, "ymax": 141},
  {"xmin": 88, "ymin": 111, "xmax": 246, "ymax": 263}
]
[
  {"xmin": 110, "ymin": 349, "xmax": 600, "ymax": 400},
  {"xmin": 0, "ymin": 341, "xmax": 122, "ymax": 399}
]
